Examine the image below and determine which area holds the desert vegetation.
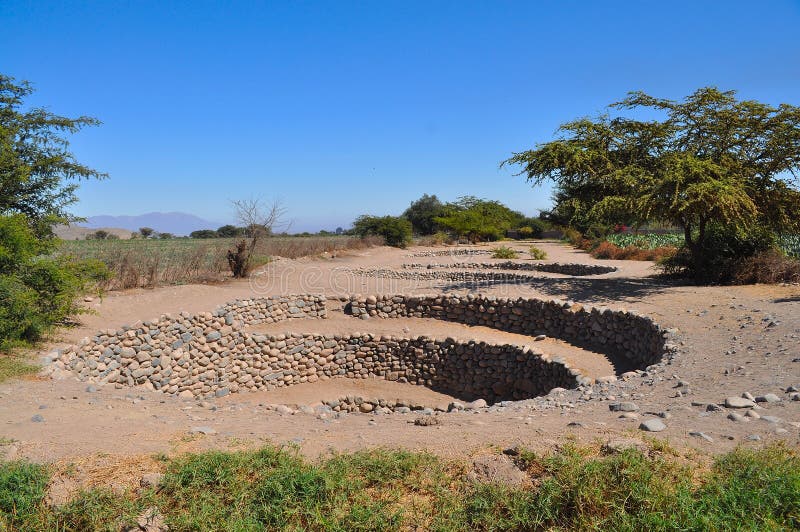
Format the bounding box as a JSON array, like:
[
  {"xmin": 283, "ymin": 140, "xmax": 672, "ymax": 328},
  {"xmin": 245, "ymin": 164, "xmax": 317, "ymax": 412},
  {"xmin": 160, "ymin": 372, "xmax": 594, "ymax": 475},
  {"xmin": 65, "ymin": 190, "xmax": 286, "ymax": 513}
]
[
  {"xmin": 505, "ymin": 87, "xmax": 800, "ymax": 284},
  {"xmin": 351, "ymin": 194, "xmax": 549, "ymax": 247},
  {"xmin": 1, "ymin": 443, "xmax": 798, "ymax": 530},
  {"xmin": 0, "ymin": 75, "xmax": 110, "ymax": 352}
]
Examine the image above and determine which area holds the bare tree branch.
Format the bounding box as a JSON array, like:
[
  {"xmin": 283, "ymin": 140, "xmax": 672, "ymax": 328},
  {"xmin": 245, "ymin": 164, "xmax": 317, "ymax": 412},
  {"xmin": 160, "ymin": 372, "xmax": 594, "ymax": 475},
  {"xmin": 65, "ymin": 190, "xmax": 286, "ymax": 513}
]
[{"xmin": 227, "ymin": 197, "xmax": 287, "ymax": 278}]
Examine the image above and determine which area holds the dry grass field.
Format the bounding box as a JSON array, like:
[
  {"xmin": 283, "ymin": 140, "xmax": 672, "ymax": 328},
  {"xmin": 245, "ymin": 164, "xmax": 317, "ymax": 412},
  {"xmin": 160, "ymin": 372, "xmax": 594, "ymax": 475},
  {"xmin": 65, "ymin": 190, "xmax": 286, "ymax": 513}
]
[{"xmin": 55, "ymin": 235, "xmax": 381, "ymax": 290}]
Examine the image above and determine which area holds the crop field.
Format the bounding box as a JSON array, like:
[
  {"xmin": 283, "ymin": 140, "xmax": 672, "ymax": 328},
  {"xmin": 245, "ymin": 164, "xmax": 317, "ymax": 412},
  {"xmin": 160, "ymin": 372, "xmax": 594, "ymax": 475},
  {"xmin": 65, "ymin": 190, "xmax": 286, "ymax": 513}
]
[
  {"xmin": 780, "ymin": 235, "xmax": 800, "ymax": 258},
  {"xmin": 56, "ymin": 236, "xmax": 378, "ymax": 290},
  {"xmin": 604, "ymin": 233, "xmax": 684, "ymax": 249}
]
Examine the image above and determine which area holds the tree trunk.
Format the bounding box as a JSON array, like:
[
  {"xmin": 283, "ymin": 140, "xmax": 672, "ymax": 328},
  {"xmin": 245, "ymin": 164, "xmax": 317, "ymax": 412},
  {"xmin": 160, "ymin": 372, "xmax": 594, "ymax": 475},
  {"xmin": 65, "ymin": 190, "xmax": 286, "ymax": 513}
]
[{"xmin": 227, "ymin": 240, "xmax": 250, "ymax": 278}]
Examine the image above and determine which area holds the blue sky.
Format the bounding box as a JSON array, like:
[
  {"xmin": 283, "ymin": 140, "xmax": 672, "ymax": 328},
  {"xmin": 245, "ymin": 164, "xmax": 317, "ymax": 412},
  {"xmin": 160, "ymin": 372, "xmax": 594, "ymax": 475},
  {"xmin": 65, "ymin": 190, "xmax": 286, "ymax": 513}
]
[{"xmin": 2, "ymin": 1, "xmax": 799, "ymax": 232}]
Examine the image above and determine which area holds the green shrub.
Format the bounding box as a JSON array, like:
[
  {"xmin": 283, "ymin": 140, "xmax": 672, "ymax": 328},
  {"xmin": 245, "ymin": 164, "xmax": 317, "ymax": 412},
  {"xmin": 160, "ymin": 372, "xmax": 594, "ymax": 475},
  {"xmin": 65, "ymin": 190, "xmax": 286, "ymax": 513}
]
[
  {"xmin": 352, "ymin": 215, "xmax": 413, "ymax": 248},
  {"xmin": 0, "ymin": 215, "xmax": 109, "ymax": 350},
  {"xmin": 491, "ymin": 246, "xmax": 518, "ymax": 259},
  {"xmin": 661, "ymin": 224, "xmax": 777, "ymax": 283},
  {"xmin": 529, "ymin": 246, "xmax": 547, "ymax": 260}
]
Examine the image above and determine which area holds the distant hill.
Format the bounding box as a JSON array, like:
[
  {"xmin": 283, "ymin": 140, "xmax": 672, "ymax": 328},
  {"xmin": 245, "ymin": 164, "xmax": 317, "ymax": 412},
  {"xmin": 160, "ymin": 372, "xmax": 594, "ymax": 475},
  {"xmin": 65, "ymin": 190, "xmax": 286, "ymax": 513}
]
[
  {"xmin": 54, "ymin": 225, "xmax": 135, "ymax": 240},
  {"xmin": 82, "ymin": 212, "xmax": 223, "ymax": 236}
]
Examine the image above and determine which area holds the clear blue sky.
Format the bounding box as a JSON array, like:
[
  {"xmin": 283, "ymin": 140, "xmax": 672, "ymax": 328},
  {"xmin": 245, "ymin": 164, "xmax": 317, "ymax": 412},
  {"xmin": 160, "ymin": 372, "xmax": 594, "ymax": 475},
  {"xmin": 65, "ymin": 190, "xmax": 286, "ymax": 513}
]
[{"xmin": 2, "ymin": 1, "xmax": 799, "ymax": 232}]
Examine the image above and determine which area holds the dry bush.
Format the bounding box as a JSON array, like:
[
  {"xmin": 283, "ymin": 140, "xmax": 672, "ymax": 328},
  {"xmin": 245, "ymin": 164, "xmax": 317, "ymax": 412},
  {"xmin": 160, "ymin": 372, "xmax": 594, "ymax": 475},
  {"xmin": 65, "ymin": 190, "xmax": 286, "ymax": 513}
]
[
  {"xmin": 732, "ymin": 250, "xmax": 800, "ymax": 284},
  {"xmin": 416, "ymin": 232, "xmax": 454, "ymax": 246},
  {"xmin": 590, "ymin": 241, "xmax": 676, "ymax": 261},
  {"xmin": 261, "ymin": 235, "xmax": 382, "ymax": 258}
]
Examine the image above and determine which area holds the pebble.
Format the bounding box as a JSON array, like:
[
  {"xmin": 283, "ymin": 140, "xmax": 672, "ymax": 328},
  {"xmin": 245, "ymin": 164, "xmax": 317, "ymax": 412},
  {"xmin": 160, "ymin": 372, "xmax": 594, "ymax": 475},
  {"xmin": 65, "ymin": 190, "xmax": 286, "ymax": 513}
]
[
  {"xmin": 689, "ymin": 431, "xmax": 713, "ymax": 442},
  {"xmin": 725, "ymin": 397, "xmax": 756, "ymax": 409},
  {"xmin": 609, "ymin": 402, "xmax": 639, "ymax": 412},
  {"xmin": 727, "ymin": 412, "xmax": 745, "ymax": 422},
  {"xmin": 755, "ymin": 393, "xmax": 780, "ymax": 403},
  {"xmin": 85, "ymin": 385, "xmax": 97, "ymax": 393},
  {"xmin": 140, "ymin": 473, "xmax": 164, "ymax": 488},
  {"xmin": 31, "ymin": 414, "xmax": 44, "ymax": 423},
  {"xmin": 746, "ymin": 434, "xmax": 761, "ymax": 441},
  {"xmin": 190, "ymin": 426, "xmax": 216, "ymax": 435},
  {"xmin": 639, "ymin": 419, "xmax": 666, "ymax": 432}
]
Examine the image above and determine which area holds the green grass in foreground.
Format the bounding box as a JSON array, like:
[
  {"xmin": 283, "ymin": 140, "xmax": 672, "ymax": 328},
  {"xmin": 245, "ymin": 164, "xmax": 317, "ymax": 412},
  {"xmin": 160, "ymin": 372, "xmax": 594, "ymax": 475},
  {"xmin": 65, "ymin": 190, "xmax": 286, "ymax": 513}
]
[
  {"xmin": 0, "ymin": 354, "xmax": 38, "ymax": 384},
  {"xmin": 1, "ymin": 443, "xmax": 798, "ymax": 531}
]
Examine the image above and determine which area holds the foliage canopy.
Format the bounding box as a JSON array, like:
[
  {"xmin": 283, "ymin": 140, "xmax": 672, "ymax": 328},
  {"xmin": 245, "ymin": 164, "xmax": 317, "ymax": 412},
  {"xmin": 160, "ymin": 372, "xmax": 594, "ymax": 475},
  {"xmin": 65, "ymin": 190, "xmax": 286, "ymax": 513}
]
[
  {"xmin": 401, "ymin": 194, "xmax": 446, "ymax": 235},
  {"xmin": 352, "ymin": 215, "xmax": 412, "ymax": 248},
  {"xmin": 1, "ymin": 74, "xmax": 106, "ymax": 233},
  {"xmin": 1, "ymin": 74, "xmax": 109, "ymax": 349},
  {"xmin": 434, "ymin": 196, "xmax": 522, "ymax": 243},
  {"xmin": 504, "ymin": 87, "xmax": 800, "ymax": 277}
]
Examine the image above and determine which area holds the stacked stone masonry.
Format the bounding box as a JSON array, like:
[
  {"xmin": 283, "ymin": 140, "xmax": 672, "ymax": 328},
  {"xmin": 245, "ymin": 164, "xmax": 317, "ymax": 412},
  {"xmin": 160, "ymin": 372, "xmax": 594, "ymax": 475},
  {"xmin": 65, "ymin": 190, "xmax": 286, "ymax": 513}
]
[
  {"xmin": 346, "ymin": 267, "xmax": 602, "ymax": 285},
  {"xmin": 56, "ymin": 293, "xmax": 668, "ymax": 404},
  {"xmin": 409, "ymin": 249, "xmax": 490, "ymax": 257},
  {"xmin": 345, "ymin": 294, "xmax": 665, "ymax": 369}
]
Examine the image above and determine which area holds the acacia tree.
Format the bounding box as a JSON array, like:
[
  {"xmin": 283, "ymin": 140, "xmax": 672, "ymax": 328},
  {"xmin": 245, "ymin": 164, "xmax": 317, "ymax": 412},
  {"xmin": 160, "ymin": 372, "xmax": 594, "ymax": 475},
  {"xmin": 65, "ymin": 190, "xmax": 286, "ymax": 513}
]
[
  {"xmin": 503, "ymin": 87, "xmax": 800, "ymax": 276},
  {"xmin": 1, "ymin": 74, "xmax": 108, "ymax": 348},
  {"xmin": 1, "ymin": 75, "xmax": 107, "ymax": 233},
  {"xmin": 434, "ymin": 196, "xmax": 521, "ymax": 242}
]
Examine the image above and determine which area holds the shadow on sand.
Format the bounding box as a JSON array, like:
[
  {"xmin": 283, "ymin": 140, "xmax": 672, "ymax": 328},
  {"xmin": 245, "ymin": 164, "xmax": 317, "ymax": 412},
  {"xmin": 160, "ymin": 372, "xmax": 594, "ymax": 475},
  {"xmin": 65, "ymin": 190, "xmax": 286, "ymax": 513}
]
[{"xmin": 439, "ymin": 275, "xmax": 683, "ymax": 304}]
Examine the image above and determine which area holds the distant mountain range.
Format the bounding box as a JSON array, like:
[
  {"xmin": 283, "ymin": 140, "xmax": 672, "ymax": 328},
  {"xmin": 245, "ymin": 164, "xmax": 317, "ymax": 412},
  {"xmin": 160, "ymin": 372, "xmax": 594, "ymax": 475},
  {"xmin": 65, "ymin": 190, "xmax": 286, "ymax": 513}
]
[{"xmin": 81, "ymin": 212, "xmax": 224, "ymax": 236}]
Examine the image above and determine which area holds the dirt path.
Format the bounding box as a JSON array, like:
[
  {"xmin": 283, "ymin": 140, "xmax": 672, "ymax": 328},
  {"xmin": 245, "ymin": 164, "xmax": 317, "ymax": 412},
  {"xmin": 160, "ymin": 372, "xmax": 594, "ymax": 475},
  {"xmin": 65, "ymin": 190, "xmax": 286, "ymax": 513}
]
[{"xmin": 1, "ymin": 240, "xmax": 798, "ymax": 474}]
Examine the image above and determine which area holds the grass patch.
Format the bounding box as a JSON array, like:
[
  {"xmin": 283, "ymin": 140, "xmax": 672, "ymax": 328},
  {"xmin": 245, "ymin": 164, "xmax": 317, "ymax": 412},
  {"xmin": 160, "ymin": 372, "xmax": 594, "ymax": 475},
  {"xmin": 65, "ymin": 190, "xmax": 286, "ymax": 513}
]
[
  {"xmin": 2, "ymin": 443, "xmax": 798, "ymax": 530},
  {"xmin": 0, "ymin": 353, "xmax": 39, "ymax": 384}
]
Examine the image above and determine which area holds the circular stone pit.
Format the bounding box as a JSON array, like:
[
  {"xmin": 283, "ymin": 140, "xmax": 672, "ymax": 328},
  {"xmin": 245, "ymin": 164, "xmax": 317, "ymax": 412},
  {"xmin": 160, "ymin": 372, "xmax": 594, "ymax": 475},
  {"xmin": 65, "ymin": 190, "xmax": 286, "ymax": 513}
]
[{"xmin": 54, "ymin": 293, "xmax": 670, "ymax": 410}]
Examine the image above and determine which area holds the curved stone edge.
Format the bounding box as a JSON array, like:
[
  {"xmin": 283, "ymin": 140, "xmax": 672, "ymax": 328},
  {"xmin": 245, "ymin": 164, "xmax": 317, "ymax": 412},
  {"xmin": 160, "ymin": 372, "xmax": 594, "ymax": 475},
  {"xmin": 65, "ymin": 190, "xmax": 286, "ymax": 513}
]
[
  {"xmin": 401, "ymin": 261, "xmax": 618, "ymax": 276},
  {"xmin": 47, "ymin": 293, "xmax": 674, "ymax": 409},
  {"xmin": 345, "ymin": 293, "xmax": 666, "ymax": 369}
]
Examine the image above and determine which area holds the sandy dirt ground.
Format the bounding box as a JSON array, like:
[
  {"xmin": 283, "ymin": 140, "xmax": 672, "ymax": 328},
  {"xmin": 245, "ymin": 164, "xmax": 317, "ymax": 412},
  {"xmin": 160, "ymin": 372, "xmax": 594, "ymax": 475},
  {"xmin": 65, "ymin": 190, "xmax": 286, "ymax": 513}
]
[{"xmin": 2, "ymin": 240, "xmax": 799, "ymax": 484}]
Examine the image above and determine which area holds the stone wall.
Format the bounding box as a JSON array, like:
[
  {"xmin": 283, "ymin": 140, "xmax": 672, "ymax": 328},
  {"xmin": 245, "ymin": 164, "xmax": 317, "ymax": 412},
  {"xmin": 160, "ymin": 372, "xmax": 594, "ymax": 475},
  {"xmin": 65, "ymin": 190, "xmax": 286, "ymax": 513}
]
[
  {"xmin": 402, "ymin": 261, "xmax": 617, "ymax": 276},
  {"xmin": 55, "ymin": 293, "xmax": 667, "ymax": 403},
  {"xmin": 346, "ymin": 268, "xmax": 550, "ymax": 285},
  {"xmin": 346, "ymin": 294, "xmax": 666, "ymax": 370}
]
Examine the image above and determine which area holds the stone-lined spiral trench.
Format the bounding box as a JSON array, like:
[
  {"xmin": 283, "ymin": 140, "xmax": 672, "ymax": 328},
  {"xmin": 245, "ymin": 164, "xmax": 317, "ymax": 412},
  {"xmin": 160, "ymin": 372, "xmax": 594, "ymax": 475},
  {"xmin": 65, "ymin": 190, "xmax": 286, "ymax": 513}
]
[{"xmin": 57, "ymin": 293, "xmax": 669, "ymax": 411}]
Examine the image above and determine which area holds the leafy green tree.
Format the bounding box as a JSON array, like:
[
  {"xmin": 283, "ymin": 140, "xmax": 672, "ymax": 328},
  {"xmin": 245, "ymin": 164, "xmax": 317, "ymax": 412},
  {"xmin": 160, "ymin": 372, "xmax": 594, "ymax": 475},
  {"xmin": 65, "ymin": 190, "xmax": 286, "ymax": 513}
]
[
  {"xmin": 190, "ymin": 229, "xmax": 218, "ymax": 239},
  {"xmin": 1, "ymin": 75, "xmax": 106, "ymax": 234},
  {"xmin": 157, "ymin": 232, "xmax": 174, "ymax": 239},
  {"xmin": 352, "ymin": 215, "xmax": 412, "ymax": 248},
  {"xmin": 0, "ymin": 74, "xmax": 109, "ymax": 348},
  {"xmin": 402, "ymin": 194, "xmax": 446, "ymax": 235},
  {"xmin": 87, "ymin": 230, "xmax": 109, "ymax": 240},
  {"xmin": 138, "ymin": 227, "xmax": 155, "ymax": 239},
  {"xmin": 504, "ymin": 87, "xmax": 800, "ymax": 279},
  {"xmin": 434, "ymin": 196, "xmax": 519, "ymax": 242},
  {"xmin": 216, "ymin": 224, "xmax": 244, "ymax": 238}
]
